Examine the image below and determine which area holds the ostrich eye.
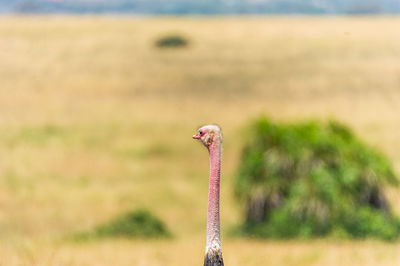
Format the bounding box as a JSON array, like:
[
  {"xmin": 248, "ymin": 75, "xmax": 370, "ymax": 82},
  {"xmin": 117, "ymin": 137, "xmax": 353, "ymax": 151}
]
[{"xmin": 199, "ymin": 130, "xmax": 203, "ymax": 135}]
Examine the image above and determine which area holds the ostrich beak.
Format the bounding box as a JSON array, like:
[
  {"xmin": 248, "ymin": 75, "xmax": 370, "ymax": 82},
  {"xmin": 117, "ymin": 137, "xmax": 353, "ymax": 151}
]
[{"xmin": 192, "ymin": 133, "xmax": 201, "ymax": 139}]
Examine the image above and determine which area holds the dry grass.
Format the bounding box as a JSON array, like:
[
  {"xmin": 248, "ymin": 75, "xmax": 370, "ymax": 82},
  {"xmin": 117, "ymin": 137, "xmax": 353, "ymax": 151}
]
[{"xmin": 0, "ymin": 16, "xmax": 400, "ymax": 265}]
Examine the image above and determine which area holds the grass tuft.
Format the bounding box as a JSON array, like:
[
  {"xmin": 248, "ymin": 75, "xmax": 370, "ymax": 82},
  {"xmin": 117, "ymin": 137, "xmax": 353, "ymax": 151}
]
[
  {"xmin": 155, "ymin": 34, "xmax": 189, "ymax": 48},
  {"xmin": 75, "ymin": 209, "xmax": 172, "ymax": 241}
]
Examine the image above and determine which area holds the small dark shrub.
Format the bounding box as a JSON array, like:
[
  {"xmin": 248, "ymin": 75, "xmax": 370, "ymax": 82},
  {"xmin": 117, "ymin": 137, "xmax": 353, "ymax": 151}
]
[
  {"xmin": 155, "ymin": 34, "xmax": 189, "ymax": 48},
  {"xmin": 235, "ymin": 116, "xmax": 400, "ymax": 240},
  {"xmin": 76, "ymin": 209, "xmax": 171, "ymax": 240}
]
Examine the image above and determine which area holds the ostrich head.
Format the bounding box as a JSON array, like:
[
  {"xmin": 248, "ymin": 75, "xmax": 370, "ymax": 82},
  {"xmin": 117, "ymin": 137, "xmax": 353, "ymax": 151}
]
[{"xmin": 192, "ymin": 125, "xmax": 222, "ymax": 148}]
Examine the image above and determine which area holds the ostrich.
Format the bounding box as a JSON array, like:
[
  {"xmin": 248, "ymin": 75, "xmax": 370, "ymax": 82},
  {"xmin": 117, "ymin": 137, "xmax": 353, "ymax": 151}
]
[{"xmin": 193, "ymin": 125, "xmax": 224, "ymax": 266}]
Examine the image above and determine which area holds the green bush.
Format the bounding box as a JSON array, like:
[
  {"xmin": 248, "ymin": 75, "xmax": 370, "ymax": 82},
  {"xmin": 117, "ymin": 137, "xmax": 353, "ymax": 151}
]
[
  {"xmin": 235, "ymin": 117, "xmax": 400, "ymax": 240},
  {"xmin": 155, "ymin": 34, "xmax": 189, "ymax": 48},
  {"xmin": 76, "ymin": 209, "xmax": 171, "ymax": 240}
]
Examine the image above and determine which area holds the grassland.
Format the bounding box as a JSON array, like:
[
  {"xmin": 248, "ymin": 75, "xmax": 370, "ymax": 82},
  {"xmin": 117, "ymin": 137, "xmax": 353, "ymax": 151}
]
[{"xmin": 0, "ymin": 16, "xmax": 399, "ymax": 266}]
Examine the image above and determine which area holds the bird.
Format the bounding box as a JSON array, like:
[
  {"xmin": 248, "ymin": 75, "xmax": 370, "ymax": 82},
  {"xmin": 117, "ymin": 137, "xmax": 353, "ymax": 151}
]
[{"xmin": 193, "ymin": 125, "xmax": 224, "ymax": 266}]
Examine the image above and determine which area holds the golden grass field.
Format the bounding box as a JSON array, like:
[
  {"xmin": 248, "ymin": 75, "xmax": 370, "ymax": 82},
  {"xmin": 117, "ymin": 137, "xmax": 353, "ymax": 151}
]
[{"xmin": 0, "ymin": 16, "xmax": 400, "ymax": 265}]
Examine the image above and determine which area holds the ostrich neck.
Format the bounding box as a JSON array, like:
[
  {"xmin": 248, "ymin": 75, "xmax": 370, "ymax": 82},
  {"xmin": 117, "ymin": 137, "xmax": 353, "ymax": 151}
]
[{"xmin": 206, "ymin": 141, "xmax": 222, "ymax": 252}]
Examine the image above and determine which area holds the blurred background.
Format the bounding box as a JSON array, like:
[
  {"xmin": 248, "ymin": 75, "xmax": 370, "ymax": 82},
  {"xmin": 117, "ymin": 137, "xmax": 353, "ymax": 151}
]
[{"xmin": 0, "ymin": 1, "xmax": 400, "ymax": 266}]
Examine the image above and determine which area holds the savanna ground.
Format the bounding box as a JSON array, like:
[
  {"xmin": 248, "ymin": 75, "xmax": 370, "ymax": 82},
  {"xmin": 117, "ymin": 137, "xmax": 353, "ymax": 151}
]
[{"xmin": 0, "ymin": 16, "xmax": 400, "ymax": 266}]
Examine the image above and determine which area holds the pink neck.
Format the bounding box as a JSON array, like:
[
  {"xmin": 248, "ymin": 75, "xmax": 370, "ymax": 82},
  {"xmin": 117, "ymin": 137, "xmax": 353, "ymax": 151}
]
[{"xmin": 206, "ymin": 141, "xmax": 222, "ymax": 251}]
